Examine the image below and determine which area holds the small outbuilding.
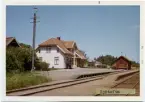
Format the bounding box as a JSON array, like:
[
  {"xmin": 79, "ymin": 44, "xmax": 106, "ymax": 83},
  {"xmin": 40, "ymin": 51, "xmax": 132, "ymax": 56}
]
[
  {"xmin": 112, "ymin": 56, "xmax": 131, "ymax": 70},
  {"xmin": 95, "ymin": 61, "xmax": 102, "ymax": 67},
  {"xmin": 6, "ymin": 37, "xmax": 20, "ymax": 47}
]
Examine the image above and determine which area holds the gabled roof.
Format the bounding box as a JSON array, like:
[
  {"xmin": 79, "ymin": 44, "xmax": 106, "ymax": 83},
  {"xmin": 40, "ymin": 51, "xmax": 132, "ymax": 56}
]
[
  {"xmin": 62, "ymin": 41, "xmax": 75, "ymax": 49},
  {"xmin": 122, "ymin": 56, "xmax": 131, "ymax": 62},
  {"xmin": 38, "ymin": 38, "xmax": 73, "ymax": 55},
  {"xmin": 112, "ymin": 56, "xmax": 131, "ymax": 66},
  {"xmin": 6, "ymin": 37, "xmax": 20, "ymax": 47},
  {"xmin": 118, "ymin": 56, "xmax": 131, "ymax": 62},
  {"xmin": 76, "ymin": 50, "xmax": 86, "ymax": 59},
  {"xmin": 6, "ymin": 37, "xmax": 14, "ymax": 46}
]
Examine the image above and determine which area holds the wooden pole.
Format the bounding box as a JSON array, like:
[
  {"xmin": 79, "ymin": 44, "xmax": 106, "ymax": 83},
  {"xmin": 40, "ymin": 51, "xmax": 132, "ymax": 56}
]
[{"xmin": 31, "ymin": 8, "xmax": 38, "ymax": 72}]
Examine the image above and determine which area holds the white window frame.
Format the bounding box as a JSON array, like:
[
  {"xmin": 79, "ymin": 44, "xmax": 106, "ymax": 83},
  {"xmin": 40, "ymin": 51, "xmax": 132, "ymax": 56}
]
[
  {"xmin": 54, "ymin": 57, "xmax": 59, "ymax": 65},
  {"xmin": 46, "ymin": 47, "xmax": 51, "ymax": 53}
]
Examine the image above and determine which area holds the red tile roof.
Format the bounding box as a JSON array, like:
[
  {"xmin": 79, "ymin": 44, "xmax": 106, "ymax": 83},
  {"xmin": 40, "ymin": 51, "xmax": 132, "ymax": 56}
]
[
  {"xmin": 38, "ymin": 38, "xmax": 86, "ymax": 59},
  {"xmin": 39, "ymin": 38, "xmax": 73, "ymax": 55},
  {"xmin": 62, "ymin": 41, "xmax": 75, "ymax": 49},
  {"xmin": 76, "ymin": 50, "xmax": 86, "ymax": 59}
]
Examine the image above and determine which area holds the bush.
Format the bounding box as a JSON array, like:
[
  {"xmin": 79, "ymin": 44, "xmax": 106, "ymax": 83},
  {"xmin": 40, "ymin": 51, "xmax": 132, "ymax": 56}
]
[
  {"xmin": 6, "ymin": 72, "xmax": 51, "ymax": 90},
  {"xmin": 35, "ymin": 61, "xmax": 49, "ymax": 71},
  {"xmin": 6, "ymin": 48, "xmax": 22, "ymax": 73},
  {"xmin": 6, "ymin": 46, "xmax": 50, "ymax": 73},
  {"xmin": 6, "ymin": 47, "xmax": 38, "ymax": 72},
  {"xmin": 16, "ymin": 48, "xmax": 33, "ymax": 71}
]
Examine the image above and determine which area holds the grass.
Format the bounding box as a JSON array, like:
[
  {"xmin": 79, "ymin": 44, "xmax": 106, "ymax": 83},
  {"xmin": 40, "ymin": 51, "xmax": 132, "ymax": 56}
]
[
  {"xmin": 49, "ymin": 68, "xmax": 61, "ymax": 71},
  {"xmin": 6, "ymin": 72, "xmax": 52, "ymax": 91}
]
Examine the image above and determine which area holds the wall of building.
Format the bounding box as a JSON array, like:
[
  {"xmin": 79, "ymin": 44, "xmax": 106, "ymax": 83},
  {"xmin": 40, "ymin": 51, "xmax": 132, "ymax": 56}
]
[
  {"xmin": 116, "ymin": 58, "xmax": 129, "ymax": 69},
  {"xmin": 36, "ymin": 46, "xmax": 66, "ymax": 68}
]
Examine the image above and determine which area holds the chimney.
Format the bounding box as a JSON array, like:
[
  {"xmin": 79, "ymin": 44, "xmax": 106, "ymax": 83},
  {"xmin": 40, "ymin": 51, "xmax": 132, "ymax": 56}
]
[{"xmin": 57, "ymin": 37, "xmax": 61, "ymax": 40}]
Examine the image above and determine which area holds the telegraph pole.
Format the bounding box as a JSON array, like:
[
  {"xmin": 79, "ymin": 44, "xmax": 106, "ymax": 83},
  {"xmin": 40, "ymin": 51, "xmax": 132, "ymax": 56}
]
[{"xmin": 31, "ymin": 8, "xmax": 39, "ymax": 72}]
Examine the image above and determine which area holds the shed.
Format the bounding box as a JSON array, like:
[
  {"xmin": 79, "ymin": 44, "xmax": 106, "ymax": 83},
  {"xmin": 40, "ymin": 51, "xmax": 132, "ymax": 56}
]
[
  {"xmin": 6, "ymin": 37, "xmax": 20, "ymax": 47},
  {"xmin": 112, "ymin": 56, "xmax": 131, "ymax": 70}
]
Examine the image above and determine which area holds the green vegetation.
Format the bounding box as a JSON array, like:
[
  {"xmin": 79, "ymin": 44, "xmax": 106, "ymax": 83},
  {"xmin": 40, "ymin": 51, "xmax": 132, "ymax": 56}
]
[
  {"xmin": 94, "ymin": 55, "xmax": 118, "ymax": 66},
  {"xmin": 6, "ymin": 43, "xmax": 49, "ymax": 73},
  {"xmin": 131, "ymin": 61, "xmax": 140, "ymax": 68},
  {"xmin": 6, "ymin": 72, "xmax": 51, "ymax": 91},
  {"xmin": 6, "ymin": 47, "xmax": 33, "ymax": 72},
  {"xmin": 35, "ymin": 61, "xmax": 49, "ymax": 71},
  {"xmin": 6, "ymin": 43, "xmax": 51, "ymax": 90},
  {"xmin": 19, "ymin": 43, "xmax": 31, "ymax": 49}
]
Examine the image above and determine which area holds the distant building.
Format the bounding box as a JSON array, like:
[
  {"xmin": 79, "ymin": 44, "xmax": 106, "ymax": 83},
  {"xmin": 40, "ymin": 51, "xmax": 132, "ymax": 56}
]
[
  {"xmin": 95, "ymin": 61, "xmax": 102, "ymax": 67},
  {"xmin": 6, "ymin": 37, "xmax": 20, "ymax": 47},
  {"xmin": 87, "ymin": 59, "xmax": 94, "ymax": 67},
  {"xmin": 36, "ymin": 37, "xmax": 86, "ymax": 68},
  {"xmin": 112, "ymin": 56, "xmax": 131, "ymax": 70}
]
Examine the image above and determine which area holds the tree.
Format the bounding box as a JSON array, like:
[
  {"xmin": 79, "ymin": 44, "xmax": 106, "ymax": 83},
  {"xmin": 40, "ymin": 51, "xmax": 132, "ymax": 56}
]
[
  {"xmin": 95, "ymin": 55, "xmax": 118, "ymax": 66},
  {"xmin": 131, "ymin": 61, "xmax": 140, "ymax": 68},
  {"xmin": 94, "ymin": 57, "xmax": 97, "ymax": 62},
  {"xmin": 19, "ymin": 43, "xmax": 32, "ymax": 49}
]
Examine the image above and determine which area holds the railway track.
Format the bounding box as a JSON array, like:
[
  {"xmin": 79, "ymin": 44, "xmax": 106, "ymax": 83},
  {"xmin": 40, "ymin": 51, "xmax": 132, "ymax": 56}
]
[
  {"xmin": 7, "ymin": 71, "xmax": 126, "ymax": 96},
  {"xmin": 95, "ymin": 72, "xmax": 140, "ymax": 96}
]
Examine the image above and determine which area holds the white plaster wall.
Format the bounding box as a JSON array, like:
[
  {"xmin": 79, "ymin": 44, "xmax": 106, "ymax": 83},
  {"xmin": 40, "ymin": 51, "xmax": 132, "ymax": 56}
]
[{"xmin": 36, "ymin": 46, "xmax": 66, "ymax": 68}]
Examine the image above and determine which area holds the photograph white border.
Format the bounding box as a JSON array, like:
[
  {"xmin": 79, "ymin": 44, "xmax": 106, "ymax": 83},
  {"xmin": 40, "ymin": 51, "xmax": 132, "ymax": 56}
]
[{"xmin": 0, "ymin": 0, "xmax": 144, "ymax": 101}]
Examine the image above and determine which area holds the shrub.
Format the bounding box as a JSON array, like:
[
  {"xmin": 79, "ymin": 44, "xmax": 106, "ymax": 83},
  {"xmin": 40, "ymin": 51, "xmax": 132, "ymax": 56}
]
[
  {"xmin": 35, "ymin": 61, "xmax": 49, "ymax": 71},
  {"xmin": 6, "ymin": 49, "xmax": 22, "ymax": 73},
  {"xmin": 6, "ymin": 47, "xmax": 38, "ymax": 72},
  {"xmin": 16, "ymin": 48, "xmax": 33, "ymax": 71},
  {"xmin": 6, "ymin": 46, "xmax": 49, "ymax": 73}
]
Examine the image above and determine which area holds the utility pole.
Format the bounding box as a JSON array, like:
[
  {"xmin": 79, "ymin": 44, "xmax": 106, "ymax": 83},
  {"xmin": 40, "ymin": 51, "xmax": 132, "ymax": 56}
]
[{"xmin": 31, "ymin": 8, "xmax": 39, "ymax": 72}]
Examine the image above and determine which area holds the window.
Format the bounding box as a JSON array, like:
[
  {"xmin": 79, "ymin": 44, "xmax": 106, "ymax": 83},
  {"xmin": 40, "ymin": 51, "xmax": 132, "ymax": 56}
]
[
  {"xmin": 57, "ymin": 48, "xmax": 59, "ymax": 53},
  {"xmin": 39, "ymin": 57, "xmax": 42, "ymax": 61},
  {"xmin": 54, "ymin": 57, "xmax": 59, "ymax": 65},
  {"xmin": 46, "ymin": 47, "xmax": 51, "ymax": 53},
  {"xmin": 39, "ymin": 49, "xmax": 41, "ymax": 53}
]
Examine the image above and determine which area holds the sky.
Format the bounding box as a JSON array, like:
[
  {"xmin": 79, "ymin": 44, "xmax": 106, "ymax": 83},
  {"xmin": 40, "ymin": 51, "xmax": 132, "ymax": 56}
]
[{"xmin": 6, "ymin": 6, "xmax": 140, "ymax": 62}]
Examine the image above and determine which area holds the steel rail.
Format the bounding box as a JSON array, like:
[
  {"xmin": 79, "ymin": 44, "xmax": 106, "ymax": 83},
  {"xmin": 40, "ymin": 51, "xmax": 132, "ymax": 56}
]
[{"xmin": 125, "ymin": 81, "xmax": 139, "ymax": 96}]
